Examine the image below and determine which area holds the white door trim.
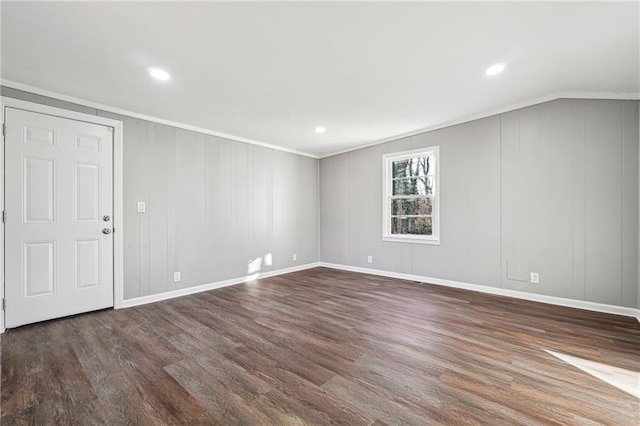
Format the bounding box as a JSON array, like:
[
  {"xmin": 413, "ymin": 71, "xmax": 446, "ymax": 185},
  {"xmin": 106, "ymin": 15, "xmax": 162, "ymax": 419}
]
[{"xmin": 0, "ymin": 97, "xmax": 124, "ymax": 332}]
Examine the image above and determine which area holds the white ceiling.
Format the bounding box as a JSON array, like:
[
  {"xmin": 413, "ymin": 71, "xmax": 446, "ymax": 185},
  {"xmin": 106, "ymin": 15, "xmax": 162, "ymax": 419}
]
[{"xmin": 1, "ymin": 1, "xmax": 638, "ymax": 158}]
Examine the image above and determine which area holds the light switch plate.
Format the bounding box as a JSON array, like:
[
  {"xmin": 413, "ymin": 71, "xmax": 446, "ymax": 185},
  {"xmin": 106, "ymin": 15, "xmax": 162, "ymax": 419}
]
[{"xmin": 137, "ymin": 202, "xmax": 146, "ymax": 213}]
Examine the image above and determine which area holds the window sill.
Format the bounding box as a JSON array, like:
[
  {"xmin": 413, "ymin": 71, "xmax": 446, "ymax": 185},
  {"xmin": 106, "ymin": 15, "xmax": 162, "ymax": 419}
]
[{"xmin": 382, "ymin": 236, "xmax": 440, "ymax": 245}]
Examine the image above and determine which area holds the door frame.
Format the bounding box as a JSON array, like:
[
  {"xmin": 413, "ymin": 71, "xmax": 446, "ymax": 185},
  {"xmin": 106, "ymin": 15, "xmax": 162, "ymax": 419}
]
[{"xmin": 0, "ymin": 97, "xmax": 125, "ymax": 332}]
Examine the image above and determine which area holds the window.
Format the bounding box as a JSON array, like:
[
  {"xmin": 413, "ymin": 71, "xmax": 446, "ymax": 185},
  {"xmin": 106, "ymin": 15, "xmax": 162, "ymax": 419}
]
[{"xmin": 382, "ymin": 146, "xmax": 439, "ymax": 244}]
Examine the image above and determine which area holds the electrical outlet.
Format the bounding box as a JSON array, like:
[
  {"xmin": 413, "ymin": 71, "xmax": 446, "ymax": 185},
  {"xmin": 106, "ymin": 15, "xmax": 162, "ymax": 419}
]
[
  {"xmin": 173, "ymin": 272, "xmax": 181, "ymax": 283},
  {"xmin": 292, "ymin": 253, "xmax": 297, "ymax": 261},
  {"xmin": 137, "ymin": 202, "xmax": 146, "ymax": 213},
  {"xmin": 530, "ymin": 272, "xmax": 539, "ymax": 284},
  {"xmin": 367, "ymin": 255, "xmax": 373, "ymax": 264}
]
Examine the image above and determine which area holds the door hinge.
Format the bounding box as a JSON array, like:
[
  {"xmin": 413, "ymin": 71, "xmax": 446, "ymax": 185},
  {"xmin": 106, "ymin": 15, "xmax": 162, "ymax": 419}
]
[
  {"xmin": 2, "ymin": 299, "xmax": 5, "ymax": 310},
  {"xmin": 2, "ymin": 211, "xmax": 5, "ymax": 223},
  {"xmin": 2, "ymin": 123, "xmax": 6, "ymax": 137}
]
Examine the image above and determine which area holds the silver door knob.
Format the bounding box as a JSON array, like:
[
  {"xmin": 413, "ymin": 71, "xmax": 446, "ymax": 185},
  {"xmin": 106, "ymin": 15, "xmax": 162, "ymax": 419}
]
[
  {"xmin": 102, "ymin": 228, "xmax": 112, "ymax": 235},
  {"xmin": 103, "ymin": 215, "xmax": 111, "ymax": 222}
]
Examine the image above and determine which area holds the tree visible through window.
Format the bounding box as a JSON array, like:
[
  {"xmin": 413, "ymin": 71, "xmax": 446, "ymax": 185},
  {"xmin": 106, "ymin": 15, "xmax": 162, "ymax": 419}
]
[{"xmin": 383, "ymin": 147, "xmax": 439, "ymax": 244}]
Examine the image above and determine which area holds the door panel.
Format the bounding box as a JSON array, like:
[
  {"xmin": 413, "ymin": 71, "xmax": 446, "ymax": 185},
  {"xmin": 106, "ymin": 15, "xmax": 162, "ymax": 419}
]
[
  {"xmin": 5, "ymin": 107, "xmax": 114, "ymax": 328},
  {"xmin": 75, "ymin": 238, "xmax": 100, "ymax": 290},
  {"xmin": 75, "ymin": 239, "xmax": 100, "ymax": 290},
  {"xmin": 23, "ymin": 241, "xmax": 55, "ymax": 297},
  {"xmin": 24, "ymin": 125, "xmax": 55, "ymax": 146},
  {"xmin": 23, "ymin": 157, "xmax": 55, "ymax": 223},
  {"xmin": 75, "ymin": 163, "xmax": 100, "ymax": 222},
  {"xmin": 75, "ymin": 133, "xmax": 100, "ymax": 151}
]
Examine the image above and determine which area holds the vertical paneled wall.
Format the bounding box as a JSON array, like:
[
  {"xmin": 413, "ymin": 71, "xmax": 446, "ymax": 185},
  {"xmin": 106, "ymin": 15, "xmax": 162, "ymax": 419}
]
[
  {"xmin": 2, "ymin": 86, "xmax": 319, "ymax": 300},
  {"xmin": 637, "ymin": 105, "xmax": 640, "ymax": 310},
  {"xmin": 500, "ymin": 100, "xmax": 638, "ymax": 305},
  {"xmin": 321, "ymin": 99, "xmax": 639, "ymax": 308},
  {"xmin": 321, "ymin": 115, "xmax": 502, "ymax": 286},
  {"xmin": 3, "ymin": 86, "xmax": 638, "ymax": 309}
]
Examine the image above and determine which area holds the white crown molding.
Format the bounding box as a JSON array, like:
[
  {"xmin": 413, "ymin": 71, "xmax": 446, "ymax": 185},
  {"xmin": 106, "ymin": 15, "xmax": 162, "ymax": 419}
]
[
  {"xmin": 3, "ymin": 79, "xmax": 637, "ymax": 161},
  {"xmin": 120, "ymin": 262, "xmax": 320, "ymax": 309},
  {"xmin": 319, "ymin": 262, "xmax": 640, "ymax": 321},
  {"xmin": 319, "ymin": 91, "xmax": 640, "ymax": 158},
  {"xmin": 0, "ymin": 79, "xmax": 320, "ymax": 159}
]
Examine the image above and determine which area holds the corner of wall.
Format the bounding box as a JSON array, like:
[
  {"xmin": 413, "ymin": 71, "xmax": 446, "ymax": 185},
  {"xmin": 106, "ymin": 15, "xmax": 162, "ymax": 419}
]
[{"xmin": 317, "ymin": 158, "xmax": 322, "ymax": 262}]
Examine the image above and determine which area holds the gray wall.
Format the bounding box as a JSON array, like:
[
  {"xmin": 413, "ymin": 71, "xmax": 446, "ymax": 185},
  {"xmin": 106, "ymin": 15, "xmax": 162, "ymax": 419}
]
[
  {"xmin": 321, "ymin": 99, "xmax": 639, "ymax": 309},
  {"xmin": 4, "ymin": 86, "xmax": 638, "ymax": 310},
  {"xmin": 2, "ymin": 86, "xmax": 319, "ymax": 300}
]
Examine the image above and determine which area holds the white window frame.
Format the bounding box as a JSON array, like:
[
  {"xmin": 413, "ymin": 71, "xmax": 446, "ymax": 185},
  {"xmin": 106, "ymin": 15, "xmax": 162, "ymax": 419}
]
[{"xmin": 382, "ymin": 146, "xmax": 440, "ymax": 244}]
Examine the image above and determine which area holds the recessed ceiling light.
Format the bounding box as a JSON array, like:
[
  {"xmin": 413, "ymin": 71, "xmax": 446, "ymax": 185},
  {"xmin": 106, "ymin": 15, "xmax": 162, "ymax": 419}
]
[
  {"xmin": 485, "ymin": 63, "xmax": 506, "ymax": 76},
  {"xmin": 315, "ymin": 126, "xmax": 326, "ymax": 134},
  {"xmin": 148, "ymin": 67, "xmax": 171, "ymax": 81}
]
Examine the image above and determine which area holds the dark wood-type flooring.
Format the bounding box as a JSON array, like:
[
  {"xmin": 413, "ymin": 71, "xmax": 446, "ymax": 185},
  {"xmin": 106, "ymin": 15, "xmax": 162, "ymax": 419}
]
[{"xmin": 2, "ymin": 267, "xmax": 639, "ymax": 425}]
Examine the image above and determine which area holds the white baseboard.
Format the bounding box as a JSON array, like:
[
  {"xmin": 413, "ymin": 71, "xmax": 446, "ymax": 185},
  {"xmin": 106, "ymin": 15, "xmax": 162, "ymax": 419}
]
[
  {"xmin": 319, "ymin": 262, "xmax": 640, "ymax": 321},
  {"xmin": 4, "ymin": 261, "xmax": 636, "ymax": 333},
  {"xmin": 121, "ymin": 262, "xmax": 321, "ymax": 309}
]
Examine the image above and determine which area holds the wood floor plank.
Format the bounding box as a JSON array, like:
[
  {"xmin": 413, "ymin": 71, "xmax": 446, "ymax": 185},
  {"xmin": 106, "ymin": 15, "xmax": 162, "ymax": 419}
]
[
  {"xmin": 2, "ymin": 267, "xmax": 639, "ymax": 424},
  {"xmin": 164, "ymin": 358, "xmax": 274, "ymax": 425}
]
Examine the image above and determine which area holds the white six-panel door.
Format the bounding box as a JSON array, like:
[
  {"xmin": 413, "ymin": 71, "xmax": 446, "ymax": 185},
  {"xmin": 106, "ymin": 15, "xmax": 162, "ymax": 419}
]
[{"xmin": 5, "ymin": 107, "xmax": 114, "ymax": 328}]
